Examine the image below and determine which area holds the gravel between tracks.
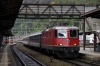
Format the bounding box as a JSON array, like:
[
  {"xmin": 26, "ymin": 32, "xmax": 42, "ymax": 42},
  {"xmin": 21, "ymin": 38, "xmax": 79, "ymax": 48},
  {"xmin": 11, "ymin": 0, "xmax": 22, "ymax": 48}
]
[{"xmin": 18, "ymin": 44, "xmax": 72, "ymax": 66}]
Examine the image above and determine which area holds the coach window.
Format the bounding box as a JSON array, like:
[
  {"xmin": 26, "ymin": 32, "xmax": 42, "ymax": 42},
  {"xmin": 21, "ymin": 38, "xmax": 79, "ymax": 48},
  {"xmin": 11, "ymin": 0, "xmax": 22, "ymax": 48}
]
[
  {"xmin": 57, "ymin": 30, "xmax": 66, "ymax": 38},
  {"xmin": 70, "ymin": 29, "xmax": 78, "ymax": 38}
]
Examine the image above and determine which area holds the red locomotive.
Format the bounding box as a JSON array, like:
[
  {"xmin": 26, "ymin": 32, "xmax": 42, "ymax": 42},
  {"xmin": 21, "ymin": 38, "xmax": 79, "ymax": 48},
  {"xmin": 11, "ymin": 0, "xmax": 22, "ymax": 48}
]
[
  {"xmin": 22, "ymin": 26, "xmax": 80, "ymax": 58},
  {"xmin": 4, "ymin": 39, "xmax": 9, "ymax": 44}
]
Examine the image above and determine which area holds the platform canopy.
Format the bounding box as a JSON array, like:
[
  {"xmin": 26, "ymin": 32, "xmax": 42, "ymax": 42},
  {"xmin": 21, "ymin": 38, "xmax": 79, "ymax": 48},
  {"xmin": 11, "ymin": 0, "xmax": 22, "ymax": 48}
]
[
  {"xmin": 0, "ymin": 0, "xmax": 23, "ymax": 36},
  {"xmin": 81, "ymin": 8, "xmax": 100, "ymax": 19}
]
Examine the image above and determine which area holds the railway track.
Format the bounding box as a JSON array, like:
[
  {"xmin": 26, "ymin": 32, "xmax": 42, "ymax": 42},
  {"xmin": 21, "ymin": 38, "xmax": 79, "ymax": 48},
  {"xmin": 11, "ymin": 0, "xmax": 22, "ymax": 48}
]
[
  {"xmin": 63, "ymin": 59, "xmax": 99, "ymax": 66},
  {"xmin": 24, "ymin": 45, "xmax": 98, "ymax": 66},
  {"xmin": 25, "ymin": 45, "xmax": 99, "ymax": 66},
  {"xmin": 17, "ymin": 43, "xmax": 100, "ymax": 66},
  {"xmin": 12, "ymin": 44, "xmax": 45, "ymax": 66}
]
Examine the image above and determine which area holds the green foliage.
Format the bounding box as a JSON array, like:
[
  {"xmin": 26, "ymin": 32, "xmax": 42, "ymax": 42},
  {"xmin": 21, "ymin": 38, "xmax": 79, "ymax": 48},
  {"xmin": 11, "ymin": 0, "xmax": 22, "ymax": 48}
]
[
  {"xmin": 11, "ymin": 18, "xmax": 85, "ymax": 35},
  {"xmin": 50, "ymin": 0, "xmax": 99, "ymax": 5}
]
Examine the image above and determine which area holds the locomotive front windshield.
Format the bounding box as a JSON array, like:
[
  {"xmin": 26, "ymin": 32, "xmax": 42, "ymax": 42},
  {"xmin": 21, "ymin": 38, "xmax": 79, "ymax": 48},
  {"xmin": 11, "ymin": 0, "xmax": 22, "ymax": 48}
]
[
  {"xmin": 57, "ymin": 29, "xmax": 67, "ymax": 38},
  {"xmin": 70, "ymin": 29, "xmax": 78, "ymax": 38}
]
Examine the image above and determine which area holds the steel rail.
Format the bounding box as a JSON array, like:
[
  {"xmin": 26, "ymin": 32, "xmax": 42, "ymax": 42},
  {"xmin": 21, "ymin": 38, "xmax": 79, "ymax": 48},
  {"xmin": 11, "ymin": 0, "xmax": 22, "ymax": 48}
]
[{"xmin": 13, "ymin": 44, "xmax": 45, "ymax": 66}]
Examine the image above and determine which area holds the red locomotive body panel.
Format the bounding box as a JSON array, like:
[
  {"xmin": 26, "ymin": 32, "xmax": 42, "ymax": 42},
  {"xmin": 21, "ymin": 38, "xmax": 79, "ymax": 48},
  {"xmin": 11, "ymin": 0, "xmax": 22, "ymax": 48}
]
[
  {"xmin": 42, "ymin": 26, "xmax": 79, "ymax": 47},
  {"xmin": 42, "ymin": 29, "xmax": 55, "ymax": 46}
]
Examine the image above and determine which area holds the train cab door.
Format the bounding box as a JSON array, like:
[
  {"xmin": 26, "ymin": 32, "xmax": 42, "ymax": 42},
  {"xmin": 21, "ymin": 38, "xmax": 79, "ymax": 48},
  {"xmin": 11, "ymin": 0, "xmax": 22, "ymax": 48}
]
[{"xmin": 68, "ymin": 29, "xmax": 79, "ymax": 46}]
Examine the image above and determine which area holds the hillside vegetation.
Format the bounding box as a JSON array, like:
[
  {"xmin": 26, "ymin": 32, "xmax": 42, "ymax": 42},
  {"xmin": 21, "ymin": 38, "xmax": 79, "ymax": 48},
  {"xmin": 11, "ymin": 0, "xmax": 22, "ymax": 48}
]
[{"xmin": 51, "ymin": 0, "xmax": 100, "ymax": 5}]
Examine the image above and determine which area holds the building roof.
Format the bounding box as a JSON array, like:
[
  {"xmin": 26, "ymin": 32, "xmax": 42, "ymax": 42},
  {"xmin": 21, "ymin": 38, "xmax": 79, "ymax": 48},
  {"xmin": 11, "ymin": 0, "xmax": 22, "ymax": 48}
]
[{"xmin": 81, "ymin": 8, "xmax": 100, "ymax": 18}]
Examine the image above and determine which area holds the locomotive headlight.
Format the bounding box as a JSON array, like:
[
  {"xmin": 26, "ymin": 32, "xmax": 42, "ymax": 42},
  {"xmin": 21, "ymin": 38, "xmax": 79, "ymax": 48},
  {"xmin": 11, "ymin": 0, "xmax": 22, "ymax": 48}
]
[
  {"xmin": 74, "ymin": 44, "xmax": 77, "ymax": 46},
  {"xmin": 59, "ymin": 44, "xmax": 62, "ymax": 46},
  {"xmin": 13, "ymin": 43, "xmax": 16, "ymax": 44}
]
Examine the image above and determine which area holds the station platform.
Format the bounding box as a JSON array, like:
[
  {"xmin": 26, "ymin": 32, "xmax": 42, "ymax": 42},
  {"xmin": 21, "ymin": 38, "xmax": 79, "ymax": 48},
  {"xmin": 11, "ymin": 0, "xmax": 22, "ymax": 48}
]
[
  {"xmin": 79, "ymin": 47, "xmax": 100, "ymax": 61},
  {"xmin": 0, "ymin": 43, "xmax": 17, "ymax": 66}
]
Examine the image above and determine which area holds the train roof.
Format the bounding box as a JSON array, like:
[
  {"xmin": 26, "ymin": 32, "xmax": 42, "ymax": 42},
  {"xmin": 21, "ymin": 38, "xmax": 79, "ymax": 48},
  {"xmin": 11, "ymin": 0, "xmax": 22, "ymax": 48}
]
[
  {"xmin": 22, "ymin": 36, "xmax": 29, "ymax": 39},
  {"xmin": 44, "ymin": 26, "xmax": 78, "ymax": 31},
  {"xmin": 28, "ymin": 31, "xmax": 42, "ymax": 37},
  {"xmin": 53, "ymin": 26, "xmax": 78, "ymax": 29},
  {"xmin": 22, "ymin": 31, "xmax": 42, "ymax": 39}
]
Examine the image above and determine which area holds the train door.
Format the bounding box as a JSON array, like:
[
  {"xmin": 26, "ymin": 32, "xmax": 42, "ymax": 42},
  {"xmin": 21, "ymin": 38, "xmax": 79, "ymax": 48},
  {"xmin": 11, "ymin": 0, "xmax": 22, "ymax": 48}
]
[{"xmin": 68, "ymin": 29, "xmax": 79, "ymax": 46}]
